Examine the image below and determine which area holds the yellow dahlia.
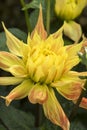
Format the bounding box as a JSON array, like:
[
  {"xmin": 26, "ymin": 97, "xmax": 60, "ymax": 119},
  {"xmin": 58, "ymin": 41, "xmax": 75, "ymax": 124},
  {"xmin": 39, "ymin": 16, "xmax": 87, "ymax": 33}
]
[
  {"xmin": 0, "ymin": 6, "xmax": 87, "ymax": 130},
  {"xmin": 55, "ymin": 0, "xmax": 87, "ymax": 20}
]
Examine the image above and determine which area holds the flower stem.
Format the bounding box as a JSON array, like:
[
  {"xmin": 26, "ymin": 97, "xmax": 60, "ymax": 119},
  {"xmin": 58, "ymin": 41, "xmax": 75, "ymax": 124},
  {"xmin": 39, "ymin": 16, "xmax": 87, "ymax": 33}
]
[
  {"xmin": 35, "ymin": 104, "xmax": 42, "ymax": 127},
  {"xmin": 46, "ymin": 0, "xmax": 50, "ymax": 35},
  {"xmin": 69, "ymin": 79, "xmax": 87, "ymax": 121},
  {"xmin": 20, "ymin": 0, "xmax": 31, "ymax": 32}
]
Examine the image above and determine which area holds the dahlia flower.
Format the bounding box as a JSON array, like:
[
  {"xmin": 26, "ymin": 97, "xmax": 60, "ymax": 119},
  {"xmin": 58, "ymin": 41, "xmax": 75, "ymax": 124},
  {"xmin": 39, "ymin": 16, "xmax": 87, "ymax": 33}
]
[
  {"xmin": 0, "ymin": 6, "xmax": 87, "ymax": 130},
  {"xmin": 55, "ymin": 0, "xmax": 87, "ymax": 20}
]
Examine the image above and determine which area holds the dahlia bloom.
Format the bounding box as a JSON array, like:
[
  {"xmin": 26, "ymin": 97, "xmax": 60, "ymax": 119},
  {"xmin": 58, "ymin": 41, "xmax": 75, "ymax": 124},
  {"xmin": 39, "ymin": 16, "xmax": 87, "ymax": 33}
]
[
  {"xmin": 0, "ymin": 7, "xmax": 87, "ymax": 130},
  {"xmin": 55, "ymin": 0, "xmax": 87, "ymax": 20}
]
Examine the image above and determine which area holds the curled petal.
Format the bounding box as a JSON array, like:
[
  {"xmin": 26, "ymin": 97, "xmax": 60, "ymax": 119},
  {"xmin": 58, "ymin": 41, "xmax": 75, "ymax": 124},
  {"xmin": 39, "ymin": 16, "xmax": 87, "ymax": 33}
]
[
  {"xmin": 0, "ymin": 51, "xmax": 24, "ymax": 71},
  {"xmin": 55, "ymin": 73, "xmax": 85, "ymax": 100},
  {"xmin": 56, "ymin": 82, "xmax": 84, "ymax": 100},
  {"xmin": 2, "ymin": 22, "xmax": 26, "ymax": 56},
  {"xmin": 64, "ymin": 21, "xmax": 82, "ymax": 42},
  {"xmin": 1, "ymin": 79, "xmax": 33, "ymax": 106},
  {"xmin": 9, "ymin": 65, "xmax": 28, "ymax": 77},
  {"xmin": 28, "ymin": 83, "xmax": 48, "ymax": 104},
  {"xmin": 0, "ymin": 77, "xmax": 24, "ymax": 85},
  {"xmin": 43, "ymin": 88, "xmax": 70, "ymax": 130}
]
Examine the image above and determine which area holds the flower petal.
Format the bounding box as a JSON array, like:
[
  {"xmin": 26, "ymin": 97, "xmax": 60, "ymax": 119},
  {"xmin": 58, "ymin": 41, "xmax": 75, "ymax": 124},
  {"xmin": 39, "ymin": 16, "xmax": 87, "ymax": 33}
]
[
  {"xmin": 55, "ymin": 74, "xmax": 85, "ymax": 100},
  {"xmin": 69, "ymin": 71, "xmax": 87, "ymax": 77},
  {"xmin": 0, "ymin": 77, "xmax": 24, "ymax": 85},
  {"xmin": 2, "ymin": 22, "xmax": 26, "ymax": 56},
  {"xmin": 73, "ymin": 97, "xmax": 87, "ymax": 109},
  {"xmin": 64, "ymin": 21, "xmax": 82, "ymax": 42},
  {"xmin": 1, "ymin": 79, "xmax": 34, "ymax": 106},
  {"xmin": 45, "ymin": 33, "xmax": 64, "ymax": 54},
  {"xmin": 31, "ymin": 5, "xmax": 47, "ymax": 40},
  {"xmin": 79, "ymin": 97, "xmax": 87, "ymax": 109},
  {"xmin": 43, "ymin": 88, "xmax": 70, "ymax": 130},
  {"xmin": 64, "ymin": 56, "xmax": 80, "ymax": 73},
  {"xmin": 64, "ymin": 42, "xmax": 82, "ymax": 72},
  {"xmin": 0, "ymin": 51, "xmax": 24, "ymax": 71},
  {"xmin": 9, "ymin": 65, "xmax": 28, "ymax": 77},
  {"xmin": 66, "ymin": 42, "xmax": 82, "ymax": 58},
  {"xmin": 28, "ymin": 83, "xmax": 48, "ymax": 104}
]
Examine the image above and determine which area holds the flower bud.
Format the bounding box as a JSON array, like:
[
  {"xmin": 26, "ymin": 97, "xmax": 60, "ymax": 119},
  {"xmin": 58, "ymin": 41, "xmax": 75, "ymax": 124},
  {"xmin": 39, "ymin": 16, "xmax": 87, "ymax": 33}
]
[{"xmin": 55, "ymin": 0, "xmax": 87, "ymax": 20}]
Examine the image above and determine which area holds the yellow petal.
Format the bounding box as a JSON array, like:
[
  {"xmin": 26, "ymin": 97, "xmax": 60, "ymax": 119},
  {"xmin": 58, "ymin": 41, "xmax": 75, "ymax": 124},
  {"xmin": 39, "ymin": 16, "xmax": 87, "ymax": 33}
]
[
  {"xmin": 1, "ymin": 79, "xmax": 33, "ymax": 106},
  {"xmin": 9, "ymin": 65, "xmax": 28, "ymax": 78},
  {"xmin": 28, "ymin": 83, "xmax": 48, "ymax": 104},
  {"xmin": 2, "ymin": 22, "xmax": 26, "ymax": 56},
  {"xmin": 45, "ymin": 66, "xmax": 56, "ymax": 84},
  {"xmin": 64, "ymin": 42, "xmax": 82, "ymax": 72},
  {"xmin": 31, "ymin": 5, "xmax": 47, "ymax": 40},
  {"xmin": 69, "ymin": 71, "xmax": 87, "ymax": 77},
  {"xmin": 64, "ymin": 56, "xmax": 80, "ymax": 73},
  {"xmin": 55, "ymin": 74, "xmax": 85, "ymax": 100},
  {"xmin": 43, "ymin": 88, "xmax": 70, "ymax": 130},
  {"xmin": 45, "ymin": 33, "xmax": 64, "ymax": 54},
  {"xmin": 64, "ymin": 21, "xmax": 82, "ymax": 42},
  {"xmin": 0, "ymin": 77, "xmax": 24, "ymax": 85},
  {"xmin": 0, "ymin": 51, "xmax": 24, "ymax": 71},
  {"xmin": 66, "ymin": 42, "xmax": 82, "ymax": 58},
  {"xmin": 27, "ymin": 58, "xmax": 36, "ymax": 78},
  {"xmin": 33, "ymin": 66, "xmax": 45, "ymax": 82}
]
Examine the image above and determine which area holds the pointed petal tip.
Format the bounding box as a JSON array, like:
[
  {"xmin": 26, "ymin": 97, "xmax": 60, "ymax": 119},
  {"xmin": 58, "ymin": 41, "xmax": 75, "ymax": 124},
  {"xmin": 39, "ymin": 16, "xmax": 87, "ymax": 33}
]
[
  {"xmin": 2, "ymin": 22, "xmax": 7, "ymax": 32},
  {"xmin": 0, "ymin": 96, "xmax": 11, "ymax": 106},
  {"xmin": 31, "ymin": 4, "xmax": 47, "ymax": 40}
]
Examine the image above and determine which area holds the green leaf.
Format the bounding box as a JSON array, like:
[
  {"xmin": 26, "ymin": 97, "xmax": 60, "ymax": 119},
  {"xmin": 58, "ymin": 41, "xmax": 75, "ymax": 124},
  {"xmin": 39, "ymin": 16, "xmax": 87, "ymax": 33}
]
[
  {"xmin": 9, "ymin": 28, "xmax": 27, "ymax": 42},
  {"xmin": 0, "ymin": 101, "xmax": 34, "ymax": 130},
  {"xmin": 70, "ymin": 113, "xmax": 87, "ymax": 130},
  {"xmin": 0, "ymin": 28, "xmax": 27, "ymax": 51},
  {"xmin": 40, "ymin": 118, "xmax": 61, "ymax": 130},
  {"xmin": 0, "ymin": 124, "xmax": 6, "ymax": 130},
  {"xmin": 22, "ymin": 0, "xmax": 40, "ymax": 10}
]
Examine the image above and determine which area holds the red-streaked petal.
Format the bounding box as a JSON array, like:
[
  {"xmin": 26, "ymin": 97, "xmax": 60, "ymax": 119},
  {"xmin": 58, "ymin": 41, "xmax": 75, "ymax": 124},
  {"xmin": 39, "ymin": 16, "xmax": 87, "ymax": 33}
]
[
  {"xmin": 0, "ymin": 77, "xmax": 24, "ymax": 85},
  {"xmin": 0, "ymin": 51, "xmax": 24, "ymax": 71},
  {"xmin": 43, "ymin": 88, "xmax": 70, "ymax": 130},
  {"xmin": 31, "ymin": 5, "xmax": 47, "ymax": 40},
  {"xmin": 28, "ymin": 83, "xmax": 48, "ymax": 104},
  {"xmin": 79, "ymin": 97, "xmax": 87, "ymax": 109},
  {"xmin": 74, "ymin": 97, "xmax": 87, "ymax": 109},
  {"xmin": 56, "ymin": 81, "xmax": 85, "ymax": 100},
  {"xmin": 1, "ymin": 79, "xmax": 34, "ymax": 106}
]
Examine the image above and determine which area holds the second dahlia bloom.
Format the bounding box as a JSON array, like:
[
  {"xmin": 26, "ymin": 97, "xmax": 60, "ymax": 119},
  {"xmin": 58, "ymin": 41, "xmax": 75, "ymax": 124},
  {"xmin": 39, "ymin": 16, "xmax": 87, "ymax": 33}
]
[
  {"xmin": 0, "ymin": 6, "xmax": 87, "ymax": 130},
  {"xmin": 55, "ymin": 0, "xmax": 87, "ymax": 20}
]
